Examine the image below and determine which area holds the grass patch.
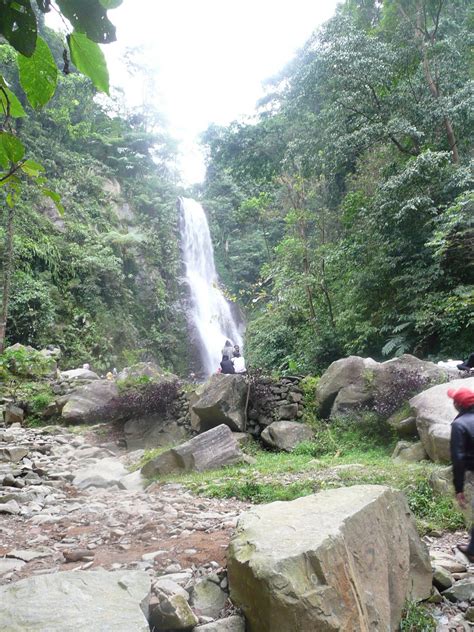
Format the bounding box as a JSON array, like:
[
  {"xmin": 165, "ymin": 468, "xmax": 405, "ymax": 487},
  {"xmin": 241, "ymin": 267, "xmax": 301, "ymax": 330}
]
[
  {"xmin": 399, "ymin": 600, "xmax": 436, "ymax": 632},
  {"xmin": 129, "ymin": 445, "xmax": 173, "ymax": 472},
  {"xmin": 141, "ymin": 412, "xmax": 464, "ymax": 535}
]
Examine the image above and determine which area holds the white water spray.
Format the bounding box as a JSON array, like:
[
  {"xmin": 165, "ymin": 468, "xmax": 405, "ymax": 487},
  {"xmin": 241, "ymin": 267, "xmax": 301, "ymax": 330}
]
[{"xmin": 179, "ymin": 197, "xmax": 243, "ymax": 376}]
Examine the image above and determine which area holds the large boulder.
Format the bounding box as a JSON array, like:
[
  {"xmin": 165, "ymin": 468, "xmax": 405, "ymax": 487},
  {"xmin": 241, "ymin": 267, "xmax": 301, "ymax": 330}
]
[
  {"xmin": 192, "ymin": 374, "xmax": 248, "ymax": 432},
  {"xmin": 316, "ymin": 356, "xmax": 377, "ymax": 417},
  {"xmin": 411, "ymin": 377, "xmax": 474, "ymax": 463},
  {"xmin": 228, "ymin": 485, "xmax": 431, "ymax": 632},
  {"xmin": 61, "ymin": 380, "xmax": 119, "ymax": 423},
  {"xmin": 260, "ymin": 421, "xmax": 314, "ymax": 452},
  {"xmin": 117, "ymin": 362, "xmax": 168, "ymax": 382},
  {"xmin": 60, "ymin": 368, "xmax": 100, "ymax": 381},
  {"xmin": 141, "ymin": 424, "xmax": 243, "ymax": 478},
  {"xmin": 123, "ymin": 414, "xmax": 187, "ymax": 450},
  {"xmin": 316, "ymin": 354, "xmax": 448, "ymax": 419},
  {"xmin": 0, "ymin": 569, "xmax": 151, "ymax": 631}
]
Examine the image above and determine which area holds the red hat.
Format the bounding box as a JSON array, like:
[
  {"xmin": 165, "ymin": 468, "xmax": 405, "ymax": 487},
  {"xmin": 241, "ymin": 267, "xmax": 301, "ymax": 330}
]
[{"xmin": 448, "ymin": 387, "xmax": 474, "ymax": 410}]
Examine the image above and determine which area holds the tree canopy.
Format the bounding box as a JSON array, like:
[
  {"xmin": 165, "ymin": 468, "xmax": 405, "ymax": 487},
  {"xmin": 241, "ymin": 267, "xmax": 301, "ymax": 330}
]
[{"xmin": 202, "ymin": 0, "xmax": 473, "ymax": 373}]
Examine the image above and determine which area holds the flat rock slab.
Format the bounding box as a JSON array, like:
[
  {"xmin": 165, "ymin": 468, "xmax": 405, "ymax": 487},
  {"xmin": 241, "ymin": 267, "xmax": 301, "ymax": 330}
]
[
  {"xmin": 7, "ymin": 549, "xmax": 51, "ymax": 562},
  {"xmin": 228, "ymin": 485, "xmax": 432, "ymax": 632},
  {"xmin": 411, "ymin": 377, "xmax": 474, "ymax": 463},
  {"xmin": 0, "ymin": 569, "xmax": 151, "ymax": 631}
]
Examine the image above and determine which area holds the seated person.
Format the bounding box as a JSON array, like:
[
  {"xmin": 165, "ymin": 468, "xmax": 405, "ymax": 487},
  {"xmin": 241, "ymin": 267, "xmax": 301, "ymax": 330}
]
[
  {"xmin": 232, "ymin": 350, "xmax": 246, "ymax": 373},
  {"xmin": 458, "ymin": 353, "xmax": 474, "ymax": 372},
  {"xmin": 220, "ymin": 355, "xmax": 235, "ymax": 374}
]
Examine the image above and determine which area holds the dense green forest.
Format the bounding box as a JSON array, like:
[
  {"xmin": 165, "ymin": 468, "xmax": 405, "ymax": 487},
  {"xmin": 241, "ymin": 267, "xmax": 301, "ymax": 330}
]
[
  {"xmin": 0, "ymin": 0, "xmax": 472, "ymax": 378},
  {"xmin": 202, "ymin": 0, "xmax": 473, "ymax": 373},
  {"xmin": 0, "ymin": 20, "xmax": 188, "ymax": 373}
]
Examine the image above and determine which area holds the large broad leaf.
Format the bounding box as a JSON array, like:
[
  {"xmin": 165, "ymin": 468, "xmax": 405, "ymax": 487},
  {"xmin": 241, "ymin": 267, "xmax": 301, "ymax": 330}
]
[
  {"xmin": 20, "ymin": 159, "xmax": 44, "ymax": 177},
  {"xmin": 0, "ymin": 77, "xmax": 26, "ymax": 118},
  {"xmin": 57, "ymin": 0, "xmax": 116, "ymax": 44},
  {"xmin": 42, "ymin": 188, "xmax": 65, "ymax": 215},
  {"xmin": 0, "ymin": 0, "xmax": 37, "ymax": 56},
  {"xmin": 99, "ymin": 0, "xmax": 122, "ymax": 8},
  {"xmin": 68, "ymin": 32, "xmax": 109, "ymax": 94},
  {"xmin": 17, "ymin": 36, "xmax": 58, "ymax": 108},
  {"xmin": 0, "ymin": 132, "xmax": 25, "ymax": 168}
]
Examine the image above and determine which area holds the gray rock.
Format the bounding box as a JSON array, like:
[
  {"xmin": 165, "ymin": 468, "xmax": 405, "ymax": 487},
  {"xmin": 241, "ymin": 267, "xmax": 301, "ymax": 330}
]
[
  {"xmin": 192, "ymin": 374, "xmax": 248, "ymax": 432},
  {"xmin": 193, "ymin": 615, "xmax": 246, "ymax": 631},
  {"xmin": 277, "ymin": 403, "xmax": 298, "ymax": 420},
  {"xmin": 119, "ymin": 470, "xmax": 146, "ymax": 492},
  {"xmin": 7, "ymin": 549, "xmax": 51, "ymax": 562},
  {"xmin": 411, "ymin": 377, "xmax": 474, "ymax": 463},
  {"xmin": 117, "ymin": 362, "xmax": 170, "ymax": 382},
  {"xmin": 442, "ymin": 577, "xmax": 474, "ymax": 602},
  {"xmin": 316, "ymin": 354, "xmax": 448, "ymax": 419},
  {"xmin": 4, "ymin": 404, "xmax": 24, "ymax": 425},
  {"xmin": 0, "ymin": 446, "xmax": 29, "ymax": 463},
  {"xmin": 73, "ymin": 457, "xmax": 128, "ymax": 490},
  {"xmin": 0, "ymin": 558, "xmax": 26, "ymax": 575},
  {"xmin": 228, "ymin": 485, "xmax": 432, "ymax": 632},
  {"xmin": 0, "ymin": 569, "xmax": 151, "ymax": 631},
  {"xmin": 124, "ymin": 415, "xmax": 187, "ymax": 450},
  {"xmin": 60, "ymin": 368, "xmax": 100, "ymax": 381},
  {"xmin": 430, "ymin": 551, "xmax": 467, "ymax": 574},
  {"xmin": 149, "ymin": 592, "xmax": 198, "ymax": 630},
  {"xmin": 0, "ymin": 499, "xmax": 20, "ymax": 514},
  {"xmin": 260, "ymin": 421, "xmax": 313, "ymax": 452},
  {"xmin": 432, "ymin": 566, "xmax": 453, "ymax": 591},
  {"xmin": 387, "ymin": 409, "xmax": 418, "ymax": 437},
  {"xmin": 391, "ymin": 440, "xmax": 428, "ymax": 462},
  {"xmin": 190, "ymin": 577, "xmax": 228, "ymax": 618},
  {"xmin": 141, "ymin": 425, "xmax": 243, "ymax": 478},
  {"xmin": 316, "ymin": 356, "xmax": 376, "ymax": 417},
  {"xmin": 61, "ymin": 380, "xmax": 119, "ymax": 423}
]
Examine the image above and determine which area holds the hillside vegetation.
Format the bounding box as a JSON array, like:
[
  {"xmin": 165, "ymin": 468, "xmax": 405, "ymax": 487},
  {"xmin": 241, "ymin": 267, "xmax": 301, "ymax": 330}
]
[
  {"xmin": 0, "ymin": 25, "xmax": 187, "ymax": 373},
  {"xmin": 202, "ymin": 0, "xmax": 473, "ymax": 374}
]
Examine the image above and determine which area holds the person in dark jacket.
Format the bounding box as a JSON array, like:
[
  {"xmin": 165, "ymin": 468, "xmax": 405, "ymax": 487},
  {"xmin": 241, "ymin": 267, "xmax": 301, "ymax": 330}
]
[
  {"xmin": 457, "ymin": 353, "xmax": 474, "ymax": 372},
  {"xmin": 449, "ymin": 386, "xmax": 474, "ymax": 559},
  {"xmin": 220, "ymin": 355, "xmax": 235, "ymax": 374}
]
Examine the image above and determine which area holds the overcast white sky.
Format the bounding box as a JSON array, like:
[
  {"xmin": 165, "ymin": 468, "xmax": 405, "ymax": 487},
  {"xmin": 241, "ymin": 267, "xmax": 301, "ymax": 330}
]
[{"xmin": 95, "ymin": 1, "xmax": 340, "ymax": 183}]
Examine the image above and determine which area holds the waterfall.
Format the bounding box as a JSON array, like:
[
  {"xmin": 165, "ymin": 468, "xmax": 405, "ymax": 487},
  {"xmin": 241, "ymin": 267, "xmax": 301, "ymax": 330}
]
[{"xmin": 179, "ymin": 197, "xmax": 243, "ymax": 376}]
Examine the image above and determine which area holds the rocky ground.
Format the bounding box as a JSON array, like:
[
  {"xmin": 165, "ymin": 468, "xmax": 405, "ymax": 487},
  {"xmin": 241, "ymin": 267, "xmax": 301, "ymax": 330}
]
[
  {"xmin": 0, "ymin": 423, "xmax": 249, "ymax": 630},
  {"xmin": 1, "ymin": 422, "xmax": 474, "ymax": 630}
]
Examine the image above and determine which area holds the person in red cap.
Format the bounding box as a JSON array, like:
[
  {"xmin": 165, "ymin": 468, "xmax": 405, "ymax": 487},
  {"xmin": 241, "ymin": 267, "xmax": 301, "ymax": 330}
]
[{"xmin": 449, "ymin": 386, "xmax": 474, "ymax": 559}]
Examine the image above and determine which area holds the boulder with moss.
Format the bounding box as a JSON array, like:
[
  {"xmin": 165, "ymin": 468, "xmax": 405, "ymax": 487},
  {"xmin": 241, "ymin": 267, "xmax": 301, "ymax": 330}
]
[
  {"xmin": 316, "ymin": 354, "xmax": 448, "ymax": 419},
  {"xmin": 228, "ymin": 485, "xmax": 431, "ymax": 632}
]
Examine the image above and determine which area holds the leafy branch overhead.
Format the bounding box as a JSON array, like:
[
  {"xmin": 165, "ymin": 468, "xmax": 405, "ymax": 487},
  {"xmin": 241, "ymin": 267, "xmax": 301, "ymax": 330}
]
[
  {"xmin": 0, "ymin": 0, "xmax": 121, "ymax": 187},
  {"xmin": 0, "ymin": 0, "xmax": 121, "ymax": 353}
]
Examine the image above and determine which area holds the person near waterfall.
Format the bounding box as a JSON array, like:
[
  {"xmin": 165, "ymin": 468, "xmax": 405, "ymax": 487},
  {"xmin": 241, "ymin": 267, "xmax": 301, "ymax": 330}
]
[
  {"xmin": 449, "ymin": 386, "xmax": 474, "ymax": 560},
  {"xmin": 220, "ymin": 355, "xmax": 235, "ymax": 374},
  {"xmin": 232, "ymin": 348, "xmax": 246, "ymax": 374}
]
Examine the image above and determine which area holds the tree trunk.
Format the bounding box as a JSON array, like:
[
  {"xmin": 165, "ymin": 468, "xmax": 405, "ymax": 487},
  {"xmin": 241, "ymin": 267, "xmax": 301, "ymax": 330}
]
[{"xmin": 0, "ymin": 204, "xmax": 14, "ymax": 354}]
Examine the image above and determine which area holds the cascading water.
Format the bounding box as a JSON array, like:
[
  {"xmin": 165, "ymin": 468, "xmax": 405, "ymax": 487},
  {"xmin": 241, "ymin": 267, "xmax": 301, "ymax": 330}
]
[{"xmin": 179, "ymin": 197, "xmax": 243, "ymax": 376}]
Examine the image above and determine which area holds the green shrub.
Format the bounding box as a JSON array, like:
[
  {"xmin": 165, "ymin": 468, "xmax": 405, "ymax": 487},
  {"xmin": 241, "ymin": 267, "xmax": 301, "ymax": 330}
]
[
  {"xmin": 405, "ymin": 479, "xmax": 464, "ymax": 534},
  {"xmin": 301, "ymin": 412, "xmax": 396, "ymax": 459}
]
